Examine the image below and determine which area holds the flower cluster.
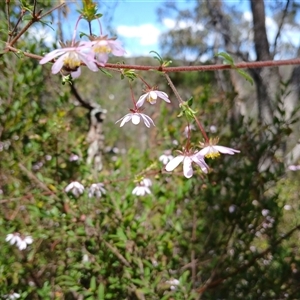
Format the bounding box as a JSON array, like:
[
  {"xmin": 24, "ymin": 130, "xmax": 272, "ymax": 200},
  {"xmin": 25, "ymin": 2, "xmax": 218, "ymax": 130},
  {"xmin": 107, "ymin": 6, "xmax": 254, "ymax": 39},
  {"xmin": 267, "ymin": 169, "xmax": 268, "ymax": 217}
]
[
  {"xmin": 65, "ymin": 181, "xmax": 106, "ymax": 198},
  {"xmin": 116, "ymin": 88, "xmax": 171, "ymax": 128},
  {"xmin": 40, "ymin": 19, "xmax": 125, "ymax": 78},
  {"xmin": 6, "ymin": 233, "xmax": 33, "ymax": 250}
]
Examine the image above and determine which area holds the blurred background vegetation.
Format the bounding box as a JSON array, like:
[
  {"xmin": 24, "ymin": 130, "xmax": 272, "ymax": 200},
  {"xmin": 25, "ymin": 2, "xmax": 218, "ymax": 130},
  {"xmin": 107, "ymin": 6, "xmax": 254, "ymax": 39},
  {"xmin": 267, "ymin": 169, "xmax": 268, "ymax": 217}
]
[{"xmin": 1, "ymin": 0, "xmax": 300, "ymax": 299}]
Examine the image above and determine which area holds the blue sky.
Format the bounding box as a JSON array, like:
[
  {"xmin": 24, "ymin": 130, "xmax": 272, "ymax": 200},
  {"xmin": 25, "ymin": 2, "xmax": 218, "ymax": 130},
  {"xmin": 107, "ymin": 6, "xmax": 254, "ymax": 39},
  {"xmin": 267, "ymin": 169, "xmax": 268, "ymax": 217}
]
[{"xmin": 36, "ymin": 1, "xmax": 300, "ymax": 60}]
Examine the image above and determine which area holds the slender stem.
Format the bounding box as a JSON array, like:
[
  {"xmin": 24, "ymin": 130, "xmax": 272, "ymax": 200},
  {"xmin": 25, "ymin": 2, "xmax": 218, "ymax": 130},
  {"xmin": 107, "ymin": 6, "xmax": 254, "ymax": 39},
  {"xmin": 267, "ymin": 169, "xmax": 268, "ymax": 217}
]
[
  {"xmin": 137, "ymin": 74, "xmax": 151, "ymax": 89},
  {"xmin": 129, "ymin": 84, "xmax": 137, "ymax": 109},
  {"xmin": 164, "ymin": 73, "xmax": 184, "ymax": 104},
  {"xmin": 97, "ymin": 17, "xmax": 103, "ymax": 36},
  {"xmin": 7, "ymin": 9, "xmax": 26, "ymax": 44},
  {"xmin": 72, "ymin": 15, "xmax": 82, "ymax": 45},
  {"xmin": 39, "ymin": 2, "xmax": 66, "ymax": 19},
  {"xmin": 5, "ymin": 45, "xmax": 300, "ymax": 74},
  {"xmin": 88, "ymin": 21, "xmax": 92, "ymax": 36},
  {"xmin": 194, "ymin": 115, "xmax": 209, "ymax": 143}
]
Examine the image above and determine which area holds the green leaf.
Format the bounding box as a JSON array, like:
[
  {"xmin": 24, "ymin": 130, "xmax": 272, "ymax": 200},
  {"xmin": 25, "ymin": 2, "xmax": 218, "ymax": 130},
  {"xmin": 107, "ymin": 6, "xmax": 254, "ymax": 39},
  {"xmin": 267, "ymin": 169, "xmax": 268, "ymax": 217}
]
[
  {"xmin": 98, "ymin": 283, "xmax": 105, "ymax": 299},
  {"xmin": 216, "ymin": 52, "xmax": 234, "ymax": 65},
  {"xmin": 90, "ymin": 276, "xmax": 96, "ymax": 291},
  {"xmin": 237, "ymin": 69, "xmax": 254, "ymax": 85}
]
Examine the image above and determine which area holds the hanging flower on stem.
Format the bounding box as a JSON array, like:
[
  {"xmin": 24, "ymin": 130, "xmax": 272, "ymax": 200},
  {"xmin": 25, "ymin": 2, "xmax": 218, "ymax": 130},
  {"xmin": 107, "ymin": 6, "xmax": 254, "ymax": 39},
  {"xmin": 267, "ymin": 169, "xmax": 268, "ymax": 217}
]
[
  {"xmin": 136, "ymin": 87, "xmax": 170, "ymax": 108},
  {"xmin": 89, "ymin": 35, "xmax": 126, "ymax": 65},
  {"xmin": 40, "ymin": 16, "xmax": 98, "ymax": 78},
  {"xmin": 116, "ymin": 85, "xmax": 155, "ymax": 128},
  {"xmin": 165, "ymin": 147, "xmax": 209, "ymax": 179},
  {"xmin": 116, "ymin": 109, "xmax": 155, "ymax": 128},
  {"xmin": 197, "ymin": 137, "xmax": 240, "ymax": 159}
]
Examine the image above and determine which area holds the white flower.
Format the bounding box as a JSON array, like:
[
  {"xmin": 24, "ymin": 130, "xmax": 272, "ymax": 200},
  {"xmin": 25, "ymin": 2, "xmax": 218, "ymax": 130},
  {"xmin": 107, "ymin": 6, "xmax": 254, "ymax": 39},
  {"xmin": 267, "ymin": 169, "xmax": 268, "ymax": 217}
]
[
  {"xmin": 132, "ymin": 186, "xmax": 151, "ymax": 196},
  {"xmin": 17, "ymin": 235, "xmax": 33, "ymax": 250},
  {"xmin": 165, "ymin": 151, "xmax": 208, "ymax": 178},
  {"xmin": 132, "ymin": 178, "xmax": 152, "ymax": 196},
  {"xmin": 65, "ymin": 181, "xmax": 85, "ymax": 197},
  {"xmin": 6, "ymin": 233, "xmax": 21, "ymax": 246},
  {"xmin": 166, "ymin": 278, "xmax": 180, "ymax": 290},
  {"xmin": 159, "ymin": 150, "xmax": 174, "ymax": 165},
  {"xmin": 116, "ymin": 112, "xmax": 155, "ymax": 128},
  {"xmin": 4, "ymin": 293, "xmax": 21, "ymax": 300},
  {"xmin": 88, "ymin": 183, "xmax": 106, "ymax": 198},
  {"xmin": 6, "ymin": 233, "xmax": 33, "ymax": 250},
  {"xmin": 198, "ymin": 138, "xmax": 240, "ymax": 159},
  {"xmin": 136, "ymin": 90, "xmax": 170, "ymax": 108}
]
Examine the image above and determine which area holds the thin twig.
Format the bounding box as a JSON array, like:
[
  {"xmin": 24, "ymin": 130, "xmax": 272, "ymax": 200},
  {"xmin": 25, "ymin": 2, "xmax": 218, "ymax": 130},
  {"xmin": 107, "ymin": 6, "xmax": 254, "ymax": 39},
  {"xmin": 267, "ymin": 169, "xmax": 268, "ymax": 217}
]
[
  {"xmin": 103, "ymin": 240, "xmax": 131, "ymax": 267},
  {"xmin": 5, "ymin": 45, "xmax": 300, "ymax": 73},
  {"xmin": 18, "ymin": 163, "xmax": 59, "ymax": 200}
]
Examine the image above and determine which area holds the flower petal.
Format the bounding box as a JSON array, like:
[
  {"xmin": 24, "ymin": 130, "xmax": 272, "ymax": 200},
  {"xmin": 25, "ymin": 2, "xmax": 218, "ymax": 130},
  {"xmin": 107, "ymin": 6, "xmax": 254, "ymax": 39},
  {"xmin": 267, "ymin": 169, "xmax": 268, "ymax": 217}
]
[
  {"xmin": 165, "ymin": 155, "xmax": 184, "ymax": 172},
  {"xmin": 51, "ymin": 55, "xmax": 65, "ymax": 74},
  {"xmin": 156, "ymin": 91, "xmax": 170, "ymax": 103},
  {"xmin": 214, "ymin": 145, "xmax": 240, "ymax": 155},
  {"xmin": 132, "ymin": 114, "xmax": 141, "ymax": 125},
  {"xmin": 39, "ymin": 49, "xmax": 66, "ymax": 64},
  {"xmin": 141, "ymin": 114, "xmax": 155, "ymax": 127},
  {"xmin": 136, "ymin": 94, "xmax": 148, "ymax": 108},
  {"xmin": 191, "ymin": 154, "xmax": 209, "ymax": 173},
  {"xmin": 183, "ymin": 157, "xmax": 193, "ymax": 178},
  {"xmin": 79, "ymin": 53, "xmax": 99, "ymax": 72}
]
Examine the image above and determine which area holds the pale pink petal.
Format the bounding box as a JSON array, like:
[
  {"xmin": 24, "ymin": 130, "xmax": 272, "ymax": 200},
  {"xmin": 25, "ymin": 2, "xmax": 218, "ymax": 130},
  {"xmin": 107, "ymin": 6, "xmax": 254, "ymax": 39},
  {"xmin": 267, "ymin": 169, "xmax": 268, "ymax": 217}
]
[
  {"xmin": 136, "ymin": 94, "xmax": 148, "ymax": 108},
  {"xmin": 51, "ymin": 55, "xmax": 65, "ymax": 74},
  {"xmin": 79, "ymin": 53, "xmax": 99, "ymax": 72},
  {"xmin": 183, "ymin": 157, "xmax": 193, "ymax": 178},
  {"xmin": 71, "ymin": 68, "xmax": 81, "ymax": 78},
  {"xmin": 141, "ymin": 114, "xmax": 155, "ymax": 127},
  {"xmin": 198, "ymin": 147, "xmax": 211, "ymax": 157},
  {"xmin": 132, "ymin": 114, "xmax": 141, "ymax": 125},
  {"xmin": 39, "ymin": 49, "xmax": 66, "ymax": 64},
  {"xmin": 156, "ymin": 91, "xmax": 170, "ymax": 103},
  {"xmin": 120, "ymin": 114, "xmax": 132, "ymax": 127},
  {"xmin": 214, "ymin": 145, "xmax": 240, "ymax": 155},
  {"xmin": 165, "ymin": 155, "xmax": 184, "ymax": 172},
  {"xmin": 191, "ymin": 155, "xmax": 209, "ymax": 173}
]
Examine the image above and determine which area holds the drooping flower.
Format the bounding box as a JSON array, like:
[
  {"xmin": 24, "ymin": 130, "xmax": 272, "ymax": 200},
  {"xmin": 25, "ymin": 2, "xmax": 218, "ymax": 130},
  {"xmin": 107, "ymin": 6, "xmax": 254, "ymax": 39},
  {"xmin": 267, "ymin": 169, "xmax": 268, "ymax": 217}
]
[
  {"xmin": 90, "ymin": 36, "xmax": 126, "ymax": 65},
  {"xmin": 65, "ymin": 181, "xmax": 85, "ymax": 197},
  {"xmin": 116, "ymin": 109, "xmax": 155, "ymax": 128},
  {"xmin": 198, "ymin": 137, "xmax": 240, "ymax": 159},
  {"xmin": 17, "ymin": 235, "xmax": 33, "ymax": 250},
  {"xmin": 165, "ymin": 150, "xmax": 208, "ymax": 178},
  {"xmin": 159, "ymin": 150, "xmax": 174, "ymax": 165},
  {"xmin": 88, "ymin": 183, "xmax": 106, "ymax": 198},
  {"xmin": 6, "ymin": 233, "xmax": 33, "ymax": 250},
  {"xmin": 132, "ymin": 178, "xmax": 152, "ymax": 196},
  {"xmin": 136, "ymin": 89, "xmax": 170, "ymax": 108},
  {"xmin": 39, "ymin": 41, "xmax": 98, "ymax": 78}
]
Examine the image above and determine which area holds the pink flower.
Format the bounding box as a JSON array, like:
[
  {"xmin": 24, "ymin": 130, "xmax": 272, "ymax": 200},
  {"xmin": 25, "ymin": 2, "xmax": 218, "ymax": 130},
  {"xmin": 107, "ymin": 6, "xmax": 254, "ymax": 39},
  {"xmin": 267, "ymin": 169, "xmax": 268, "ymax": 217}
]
[
  {"xmin": 40, "ymin": 41, "xmax": 98, "ymax": 78},
  {"xmin": 136, "ymin": 90, "xmax": 170, "ymax": 108},
  {"xmin": 90, "ymin": 36, "xmax": 126, "ymax": 65},
  {"xmin": 198, "ymin": 138, "xmax": 240, "ymax": 159},
  {"xmin": 165, "ymin": 150, "xmax": 208, "ymax": 178},
  {"xmin": 116, "ymin": 110, "xmax": 155, "ymax": 128}
]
